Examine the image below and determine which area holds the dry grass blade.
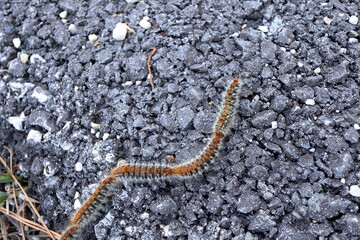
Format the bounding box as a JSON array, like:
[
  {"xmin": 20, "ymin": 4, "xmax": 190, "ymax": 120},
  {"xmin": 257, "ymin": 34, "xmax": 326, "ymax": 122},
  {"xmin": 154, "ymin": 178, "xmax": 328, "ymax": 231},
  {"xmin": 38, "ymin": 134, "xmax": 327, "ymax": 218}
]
[
  {"xmin": 0, "ymin": 146, "xmax": 56, "ymax": 240},
  {"xmin": 147, "ymin": 47, "xmax": 157, "ymax": 90},
  {"xmin": 0, "ymin": 206, "xmax": 61, "ymax": 239}
]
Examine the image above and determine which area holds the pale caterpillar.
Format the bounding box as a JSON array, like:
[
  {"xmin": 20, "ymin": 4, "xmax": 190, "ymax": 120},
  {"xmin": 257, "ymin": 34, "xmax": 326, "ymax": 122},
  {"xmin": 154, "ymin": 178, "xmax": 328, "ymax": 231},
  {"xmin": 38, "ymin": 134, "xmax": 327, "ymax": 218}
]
[{"xmin": 60, "ymin": 78, "xmax": 242, "ymax": 239}]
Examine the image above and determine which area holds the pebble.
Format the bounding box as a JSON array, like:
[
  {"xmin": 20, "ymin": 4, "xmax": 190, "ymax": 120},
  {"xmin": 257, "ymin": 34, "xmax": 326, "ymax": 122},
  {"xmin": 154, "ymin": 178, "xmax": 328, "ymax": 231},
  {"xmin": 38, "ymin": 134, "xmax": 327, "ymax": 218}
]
[
  {"xmin": 305, "ymin": 99, "xmax": 315, "ymax": 106},
  {"xmin": 19, "ymin": 53, "xmax": 29, "ymax": 64},
  {"xmin": 68, "ymin": 24, "xmax": 76, "ymax": 33},
  {"xmin": 91, "ymin": 122, "xmax": 101, "ymax": 129},
  {"xmin": 102, "ymin": 132, "xmax": 109, "ymax": 140},
  {"xmin": 27, "ymin": 129, "xmax": 42, "ymax": 143},
  {"xmin": 28, "ymin": 110, "xmax": 57, "ymax": 132},
  {"xmin": 30, "ymin": 54, "xmax": 46, "ymax": 64},
  {"xmin": 354, "ymin": 124, "xmax": 360, "ymax": 130},
  {"xmin": 7, "ymin": 112, "xmax": 26, "ymax": 131},
  {"xmin": 31, "ymin": 86, "xmax": 51, "ymax": 103},
  {"xmin": 349, "ymin": 185, "xmax": 360, "ymax": 197},
  {"xmin": 323, "ymin": 17, "xmax": 332, "ymax": 25},
  {"xmin": 349, "ymin": 15, "xmax": 358, "ymax": 25},
  {"xmin": 258, "ymin": 25, "xmax": 268, "ymax": 32},
  {"xmin": 251, "ymin": 110, "xmax": 277, "ymax": 128},
  {"xmin": 75, "ymin": 162, "xmax": 83, "ymax": 172},
  {"xmin": 112, "ymin": 23, "xmax": 128, "ymax": 40},
  {"xmin": 271, "ymin": 121, "xmax": 278, "ymax": 129},
  {"xmin": 344, "ymin": 127, "xmax": 359, "ymax": 143},
  {"xmin": 88, "ymin": 34, "xmax": 98, "ymax": 43},
  {"xmin": 314, "ymin": 67, "xmax": 321, "ymax": 74},
  {"xmin": 349, "ymin": 38, "xmax": 358, "ymax": 43},
  {"xmin": 74, "ymin": 199, "xmax": 82, "ymax": 209},
  {"xmin": 139, "ymin": 16, "xmax": 151, "ymax": 29},
  {"xmin": 12, "ymin": 38, "xmax": 21, "ymax": 48},
  {"xmin": 59, "ymin": 11, "xmax": 68, "ymax": 19}
]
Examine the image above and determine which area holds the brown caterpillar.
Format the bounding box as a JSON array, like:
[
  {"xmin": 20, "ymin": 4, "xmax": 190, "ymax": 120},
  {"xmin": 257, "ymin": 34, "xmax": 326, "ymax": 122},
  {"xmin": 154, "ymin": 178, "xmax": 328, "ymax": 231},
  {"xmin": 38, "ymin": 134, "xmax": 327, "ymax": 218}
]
[{"xmin": 60, "ymin": 78, "xmax": 242, "ymax": 239}]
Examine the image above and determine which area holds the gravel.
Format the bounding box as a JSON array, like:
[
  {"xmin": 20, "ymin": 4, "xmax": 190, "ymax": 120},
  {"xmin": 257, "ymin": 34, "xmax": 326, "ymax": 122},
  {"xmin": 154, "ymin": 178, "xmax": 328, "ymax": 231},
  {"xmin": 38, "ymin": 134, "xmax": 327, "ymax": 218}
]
[{"xmin": 1, "ymin": 1, "xmax": 360, "ymax": 239}]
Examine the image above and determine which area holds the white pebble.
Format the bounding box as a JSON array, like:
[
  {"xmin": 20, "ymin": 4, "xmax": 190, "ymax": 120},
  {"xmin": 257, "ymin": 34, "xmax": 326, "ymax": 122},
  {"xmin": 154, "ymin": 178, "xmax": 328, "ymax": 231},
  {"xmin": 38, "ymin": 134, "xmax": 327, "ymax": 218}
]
[
  {"xmin": 340, "ymin": 178, "xmax": 346, "ymax": 184},
  {"xmin": 13, "ymin": 38, "xmax": 21, "ymax": 48},
  {"xmin": 258, "ymin": 25, "xmax": 268, "ymax": 32},
  {"xmin": 75, "ymin": 162, "xmax": 83, "ymax": 172},
  {"xmin": 323, "ymin": 17, "xmax": 333, "ymax": 25},
  {"xmin": 305, "ymin": 99, "xmax": 315, "ymax": 106},
  {"xmin": 349, "ymin": 38, "xmax": 358, "ymax": 43},
  {"xmin": 88, "ymin": 34, "xmax": 98, "ymax": 43},
  {"xmin": 112, "ymin": 23, "xmax": 128, "ymax": 40},
  {"xmin": 354, "ymin": 123, "xmax": 360, "ymax": 130},
  {"xmin": 31, "ymin": 87, "xmax": 50, "ymax": 103},
  {"xmin": 122, "ymin": 81, "xmax": 133, "ymax": 86},
  {"xmin": 139, "ymin": 16, "xmax": 151, "ymax": 29},
  {"xmin": 19, "ymin": 53, "xmax": 29, "ymax": 64},
  {"xmin": 95, "ymin": 132, "xmax": 100, "ymax": 138},
  {"xmin": 7, "ymin": 113, "xmax": 26, "ymax": 131},
  {"xmin": 102, "ymin": 132, "xmax": 110, "ymax": 140},
  {"xmin": 349, "ymin": 185, "xmax": 360, "ymax": 197},
  {"xmin": 349, "ymin": 15, "xmax": 358, "ymax": 25},
  {"xmin": 27, "ymin": 129, "xmax": 42, "ymax": 143},
  {"xmin": 314, "ymin": 67, "xmax": 321, "ymax": 74},
  {"xmin": 74, "ymin": 191, "xmax": 80, "ymax": 199},
  {"xmin": 271, "ymin": 121, "xmax": 278, "ymax": 129},
  {"xmin": 74, "ymin": 199, "xmax": 82, "ymax": 209},
  {"xmin": 30, "ymin": 54, "xmax": 46, "ymax": 64},
  {"xmin": 91, "ymin": 122, "xmax": 101, "ymax": 129},
  {"xmin": 59, "ymin": 11, "xmax": 68, "ymax": 19},
  {"xmin": 68, "ymin": 24, "xmax": 77, "ymax": 33}
]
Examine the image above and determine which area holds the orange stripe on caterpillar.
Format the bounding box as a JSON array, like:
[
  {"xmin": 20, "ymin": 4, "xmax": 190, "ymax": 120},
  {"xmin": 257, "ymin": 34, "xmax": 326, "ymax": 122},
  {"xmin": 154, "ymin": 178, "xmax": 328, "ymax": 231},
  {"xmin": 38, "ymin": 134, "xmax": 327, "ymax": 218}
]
[
  {"xmin": 60, "ymin": 225, "xmax": 79, "ymax": 240},
  {"xmin": 70, "ymin": 175, "xmax": 116, "ymax": 225}
]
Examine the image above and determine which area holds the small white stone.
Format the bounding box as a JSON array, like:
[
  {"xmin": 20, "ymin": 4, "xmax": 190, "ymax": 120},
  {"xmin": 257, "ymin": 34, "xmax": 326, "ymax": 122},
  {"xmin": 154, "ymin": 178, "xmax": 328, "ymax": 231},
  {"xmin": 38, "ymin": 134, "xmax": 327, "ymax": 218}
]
[
  {"xmin": 271, "ymin": 121, "xmax": 278, "ymax": 129},
  {"xmin": 135, "ymin": 80, "xmax": 142, "ymax": 85},
  {"xmin": 75, "ymin": 162, "xmax": 83, "ymax": 172},
  {"xmin": 230, "ymin": 32, "xmax": 239, "ymax": 37},
  {"xmin": 59, "ymin": 11, "xmax": 68, "ymax": 19},
  {"xmin": 74, "ymin": 191, "xmax": 80, "ymax": 199},
  {"xmin": 349, "ymin": 38, "xmax": 358, "ymax": 43},
  {"xmin": 88, "ymin": 34, "xmax": 98, "ymax": 42},
  {"xmin": 30, "ymin": 54, "xmax": 46, "ymax": 64},
  {"xmin": 140, "ymin": 212, "xmax": 150, "ymax": 220},
  {"xmin": 280, "ymin": 47, "xmax": 286, "ymax": 52},
  {"xmin": 61, "ymin": 141, "xmax": 73, "ymax": 151},
  {"xmin": 314, "ymin": 67, "xmax": 321, "ymax": 74},
  {"xmin": 122, "ymin": 81, "xmax": 133, "ymax": 86},
  {"xmin": 8, "ymin": 114, "xmax": 25, "ymax": 131},
  {"xmin": 112, "ymin": 23, "xmax": 128, "ymax": 40},
  {"xmin": 102, "ymin": 132, "xmax": 110, "ymax": 140},
  {"xmin": 297, "ymin": 62, "xmax": 303, "ymax": 67},
  {"xmin": 323, "ymin": 17, "xmax": 333, "ymax": 25},
  {"xmin": 74, "ymin": 199, "xmax": 82, "ymax": 209},
  {"xmin": 31, "ymin": 87, "xmax": 50, "ymax": 103},
  {"xmin": 354, "ymin": 124, "xmax": 360, "ymax": 130},
  {"xmin": 27, "ymin": 129, "xmax": 42, "ymax": 143},
  {"xmin": 349, "ymin": 15, "xmax": 358, "ymax": 25},
  {"xmin": 19, "ymin": 53, "xmax": 29, "ymax": 64},
  {"xmin": 91, "ymin": 122, "xmax": 101, "ymax": 129},
  {"xmin": 349, "ymin": 185, "xmax": 360, "ymax": 197},
  {"xmin": 258, "ymin": 25, "xmax": 268, "ymax": 32},
  {"xmin": 340, "ymin": 178, "xmax": 346, "ymax": 184},
  {"xmin": 68, "ymin": 24, "xmax": 76, "ymax": 33},
  {"xmin": 290, "ymin": 49, "xmax": 296, "ymax": 54},
  {"xmin": 95, "ymin": 132, "xmax": 100, "ymax": 138},
  {"xmin": 305, "ymin": 99, "xmax": 315, "ymax": 106},
  {"xmin": 139, "ymin": 16, "xmax": 151, "ymax": 29},
  {"xmin": 13, "ymin": 38, "xmax": 21, "ymax": 48}
]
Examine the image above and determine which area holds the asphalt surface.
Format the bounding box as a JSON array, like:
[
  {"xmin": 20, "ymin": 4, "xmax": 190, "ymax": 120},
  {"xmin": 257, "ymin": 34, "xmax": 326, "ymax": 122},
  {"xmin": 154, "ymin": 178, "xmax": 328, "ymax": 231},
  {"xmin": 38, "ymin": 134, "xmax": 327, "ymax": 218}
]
[{"xmin": 1, "ymin": 0, "xmax": 360, "ymax": 239}]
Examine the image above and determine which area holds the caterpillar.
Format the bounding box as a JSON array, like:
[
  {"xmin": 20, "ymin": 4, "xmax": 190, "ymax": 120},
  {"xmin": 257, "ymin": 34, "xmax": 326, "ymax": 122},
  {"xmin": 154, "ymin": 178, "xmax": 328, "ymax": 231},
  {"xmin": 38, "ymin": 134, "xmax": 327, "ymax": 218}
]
[{"xmin": 60, "ymin": 78, "xmax": 242, "ymax": 239}]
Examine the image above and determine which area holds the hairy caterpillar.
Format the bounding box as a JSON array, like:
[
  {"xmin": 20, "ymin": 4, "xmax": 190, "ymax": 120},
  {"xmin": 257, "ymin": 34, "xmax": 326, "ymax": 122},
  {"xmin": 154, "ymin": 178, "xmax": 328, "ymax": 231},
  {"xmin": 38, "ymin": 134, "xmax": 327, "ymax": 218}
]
[{"xmin": 60, "ymin": 78, "xmax": 241, "ymax": 239}]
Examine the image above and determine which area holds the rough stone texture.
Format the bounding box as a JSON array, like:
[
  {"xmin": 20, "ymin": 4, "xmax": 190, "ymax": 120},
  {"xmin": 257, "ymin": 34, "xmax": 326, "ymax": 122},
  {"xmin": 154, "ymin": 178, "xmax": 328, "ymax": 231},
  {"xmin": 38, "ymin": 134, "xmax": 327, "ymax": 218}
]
[{"xmin": 1, "ymin": 1, "xmax": 360, "ymax": 239}]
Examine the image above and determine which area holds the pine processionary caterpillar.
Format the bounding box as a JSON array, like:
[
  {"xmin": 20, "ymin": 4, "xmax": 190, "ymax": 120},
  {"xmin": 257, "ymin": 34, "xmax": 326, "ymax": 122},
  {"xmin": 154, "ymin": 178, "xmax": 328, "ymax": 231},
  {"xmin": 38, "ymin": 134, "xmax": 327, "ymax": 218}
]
[{"xmin": 60, "ymin": 78, "xmax": 242, "ymax": 239}]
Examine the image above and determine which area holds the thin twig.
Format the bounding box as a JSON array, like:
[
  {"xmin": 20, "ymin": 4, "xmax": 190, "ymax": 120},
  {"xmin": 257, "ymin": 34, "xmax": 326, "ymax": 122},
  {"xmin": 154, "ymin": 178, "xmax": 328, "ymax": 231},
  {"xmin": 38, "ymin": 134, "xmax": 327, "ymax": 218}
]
[
  {"xmin": 147, "ymin": 47, "xmax": 157, "ymax": 90},
  {"xmin": 0, "ymin": 147, "xmax": 56, "ymax": 240}
]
